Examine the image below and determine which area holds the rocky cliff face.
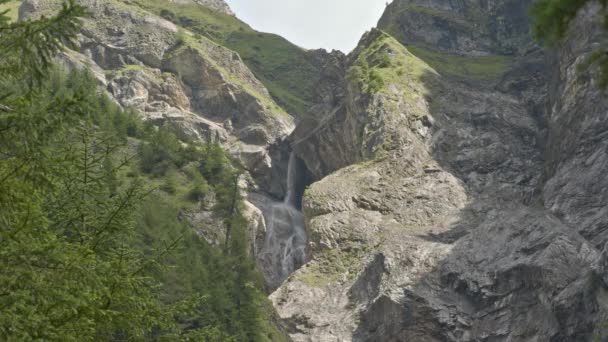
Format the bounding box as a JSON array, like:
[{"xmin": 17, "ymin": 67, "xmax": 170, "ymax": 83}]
[
  {"xmin": 377, "ymin": 0, "xmax": 535, "ymax": 56},
  {"xmin": 21, "ymin": 0, "xmax": 291, "ymax": 149},
  {"xmin": 20, "ymin": 0, "xmax": 608, "ymax": 340},
  {"xmin": 271, "ymin": 1, "xmax": 608, "ymax": 341}
]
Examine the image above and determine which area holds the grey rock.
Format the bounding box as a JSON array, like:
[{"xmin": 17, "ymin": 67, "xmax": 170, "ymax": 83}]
[
  {"xmin": 273, "ymin": 2, "xmax": 608, "ymax": 342},
  {"xmin": 20, "ymin": 0, "xmax": 294, "ymax": 179},
  {"xmin": 377, "ymin": 0, "xmax": 535, "ymax": 56}
]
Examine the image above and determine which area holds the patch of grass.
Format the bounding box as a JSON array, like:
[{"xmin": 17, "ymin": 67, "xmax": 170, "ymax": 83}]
[
  {"xmin": 407, "ymin": 45, "xmax": 511, "ymax": 80},
  {"xmin": 226, "ymin": 30, "xmax": 318, "ymax": 117},
  {"xmin": 298, "ymin": 246, "xmax": 371, "ymax": 288},
  {"xmin": 344, "ymin": 30, "xmax": 442, "ymax": 158},
  {"xmin": 130, "ymin": 0, "xmax": 318, "ymax": 119},
  {"xmin": 347, "ymin": 31, "xmax": 437, "ymax": 96},
  {"xmin": 0, "ymin": 0, "xmax": 22, "ymax": 22},
  {"xmin": 299, "ymin": 267, "xmax": 342, "ymax": 288}
]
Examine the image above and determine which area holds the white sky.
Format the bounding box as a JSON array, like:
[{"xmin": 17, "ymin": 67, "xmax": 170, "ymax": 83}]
[{"xmin": 225, "ymin": 0, "xmax": 391, "ymax": 53}]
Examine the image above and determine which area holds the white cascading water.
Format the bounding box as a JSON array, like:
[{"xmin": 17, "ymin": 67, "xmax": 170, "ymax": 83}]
[{"xmin": 260, "ymin": 152, "xmax": 307, "ymax": 287}]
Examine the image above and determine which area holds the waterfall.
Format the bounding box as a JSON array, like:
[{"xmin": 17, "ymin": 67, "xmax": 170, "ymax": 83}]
[
  {"xmin": 259, "ymin": 152, "xmax": 307, "ymax": 289},
  {"xmin": 284, "ymin": 152, "xmax": 297, "ymax": 207}
]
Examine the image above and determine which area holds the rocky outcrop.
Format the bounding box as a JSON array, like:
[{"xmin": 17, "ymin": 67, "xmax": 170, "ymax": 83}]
[
  {"xmin": 272, "ymin": 1, "xmax": 608, "ymax": 341},
  {"xmin": 21, "ymin": 0, "xmax": 293, "ymax": 160},
  {"xmin": 304, "ymin": 49, "xmax": 348, "ymax": 119}
]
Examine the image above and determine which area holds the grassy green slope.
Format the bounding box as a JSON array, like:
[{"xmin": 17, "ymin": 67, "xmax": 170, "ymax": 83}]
[
  {"xmin": 406, "ymin": 45, "xmax": 511, "ymax": 80},
  {"xmin": 132, "ymin": 0, "xmax": 319, "ymax": 118}
]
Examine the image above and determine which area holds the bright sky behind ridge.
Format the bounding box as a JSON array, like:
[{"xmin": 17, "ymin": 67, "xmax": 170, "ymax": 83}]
[{"xmin": 224, "ymin": 0, "xmax": 391, "ymax": 53}]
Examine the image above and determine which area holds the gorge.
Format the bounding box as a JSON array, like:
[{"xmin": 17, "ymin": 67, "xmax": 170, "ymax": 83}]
[{"xmin": 14, "ymin": 0, "xmax": 608, "ymax": 340}]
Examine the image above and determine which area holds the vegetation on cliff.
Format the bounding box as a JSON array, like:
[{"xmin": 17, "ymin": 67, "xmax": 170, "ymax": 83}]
[
  {"xmin": 0, "ymin": 2, "xmax": 287, "ymax": 340},
  {"xmin": 347, "ymin": 31, "xmax": 437, "ymax": 101},
  {"xmin": 532, "ymin": 0, "xmax": 608, "ymax": 88}
]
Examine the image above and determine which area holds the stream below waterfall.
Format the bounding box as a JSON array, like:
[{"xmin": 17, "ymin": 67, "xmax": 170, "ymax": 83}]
[{"xmin": 258, "ymin": 152, "xmax": 307, "ymax": 289}]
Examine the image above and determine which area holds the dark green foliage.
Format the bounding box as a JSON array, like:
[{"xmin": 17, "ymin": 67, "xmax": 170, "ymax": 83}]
[
  {"xmin": 368, "ymin": 69, "xmax": 385, "ymax": 93},
  {"xmin": 0, "ymin": 7, "xmax": 174, "ymax": 331},
  {"xmin": 532, "ymin": 0, "xmax": 608, "ymax": 88},
  {"xmin": 378, "ymin": 53, "xmax": 392, "ymax": 68},
  {"xmin": 0, "ymin": 69, "xmax": 171, "ymax": 342},
  {"xmin": 185, "ymin": 164, "xmax": 210, "ymax": 202},
  {"xmin": 0, "ymin": 0, "xmax": 87, "ymax": 88},
  {"xmin": 346, "ymin": 57, "xmax": 385, "ymax": 94},
  {"xmin": 139, "ymin": 126, "xmax": 186, "ymax": 176}
]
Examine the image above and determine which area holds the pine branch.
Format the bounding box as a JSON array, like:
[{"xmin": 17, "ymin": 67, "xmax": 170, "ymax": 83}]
[
  {"xmin": 131, "ymin": 233, "xmax": 185, "ymax": 277},
  {"xmin": 0, "ymin": 0, "xmax": 88, "ymax": 88}
]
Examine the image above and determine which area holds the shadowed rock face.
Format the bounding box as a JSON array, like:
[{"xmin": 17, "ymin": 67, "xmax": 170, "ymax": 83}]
[
  {"xmin": 272, "ymin": 1, "xmax": 608, "ymax": 341},
  {"xmin": 377, "ymin": 0, "xmax": 535, "ymax": 56}
]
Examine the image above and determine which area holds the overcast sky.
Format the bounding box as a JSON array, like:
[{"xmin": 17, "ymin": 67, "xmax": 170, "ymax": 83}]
[{"xmin": 225, "ymin": 0, "xmax": 391, "ymax": 53}]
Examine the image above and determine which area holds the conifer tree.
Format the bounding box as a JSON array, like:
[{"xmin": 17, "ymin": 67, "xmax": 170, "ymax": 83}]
[{"xmin": 0, "ymin": 2, "xmax": 174, "ymax": 340}]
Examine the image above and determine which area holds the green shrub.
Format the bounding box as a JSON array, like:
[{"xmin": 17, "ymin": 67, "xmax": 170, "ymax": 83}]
[
  {"xmin": 159, "ymin": 8, "xmax": 176, "ymax": 21},
  {"xmin": 175, "ymin": 29, "xmax": 188, "ymax": 46},
  {"xmin": 368, "ymin": 69, "xmax": 385, "ymax": 93},
  {"xmin": 187, "ymin": 167, "xmax": 210, "ymax": 202},
  {"xmin": 378, "ymin": 53, "xmax": 392, "ymax": 68}
]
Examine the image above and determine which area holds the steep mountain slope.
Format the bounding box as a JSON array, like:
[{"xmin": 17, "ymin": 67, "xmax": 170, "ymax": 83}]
[
  {"xmin": 15, "ymin": 0, "xmax": 300, "ymax": 339},
  {"xmin": 127, "ymin": 0, "xmax": 326, "ymax": 118},
  {"xmin": 19, "ymin": 0, "xmax": 293, "ymax": 292},
  {"xmin": 190, "ymin": 0, "xmax": 234, "ymax": 15},
  {"xmin": 377, "ymin": 0, "xmax": 535, "ymax": 56},
  {"xmin": 20, "ymin": 0, "xmax": 299, "ymax": 194},
  {"xmin": 270, "ymin": 1, "xmax": 608, "ymax": 341}
]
